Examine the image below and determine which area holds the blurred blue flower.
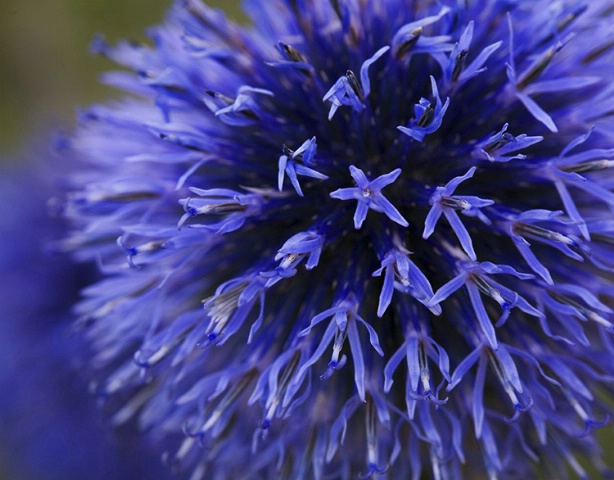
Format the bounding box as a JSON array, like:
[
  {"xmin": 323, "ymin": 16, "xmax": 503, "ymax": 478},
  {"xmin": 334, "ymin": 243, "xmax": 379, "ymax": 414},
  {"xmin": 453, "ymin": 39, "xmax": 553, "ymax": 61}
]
[
  {"xmin": 58, "ymin": 0, "xmax": 614, "ymax": 478},
  {"xmin": 0, "ymin": 162, "xmax": 172, "ymax": 480}
]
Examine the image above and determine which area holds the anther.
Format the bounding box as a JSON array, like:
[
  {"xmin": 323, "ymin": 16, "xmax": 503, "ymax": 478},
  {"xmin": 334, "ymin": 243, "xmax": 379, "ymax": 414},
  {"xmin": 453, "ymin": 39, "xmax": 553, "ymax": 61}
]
[
  {"xmin": 513, "ymin": 222, "xmax": 575, "ymax": 245},
  {"xmin": 396, "ymin": 27, "xmax": 423, "ymax": 59},
  {"xmin": 560, "ymin": 159, "xmax": 614, "ymax": 174},
  {"xmin": 416, "ymin": 102, "xmax": 434, "ymax": 127},
  {"xmin": 345, "ymin": 70, "xmax": 363, "ymax": 99},
  {"xmin": 516, "ymin": 44, "xmax": 562, "ymax": 91},
  {"xmin": 452, "ymin": 49, "xmax": 468, "ymax": 82},
  {"xmin": 483, "ymin": 132, "xmax": 516, "ymax": 154},
  {"xmin": 278, "ymin": 42, "xmax": 306, "ymax": 63},
  {"xmin": 439, "ymin": 196, "xmax": 470, "ymax": 210}
]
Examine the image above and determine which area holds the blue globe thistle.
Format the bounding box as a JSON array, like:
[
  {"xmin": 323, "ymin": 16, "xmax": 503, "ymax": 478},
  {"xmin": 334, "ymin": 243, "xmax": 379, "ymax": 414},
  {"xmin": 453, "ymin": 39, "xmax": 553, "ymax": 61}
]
[
  {"xmin": 58, "ymin": 0, "xmax": 614, "ymax": 478},
  {"xmin": 0, "ymin": 163, "xmax": 173, "ymax": 480}
]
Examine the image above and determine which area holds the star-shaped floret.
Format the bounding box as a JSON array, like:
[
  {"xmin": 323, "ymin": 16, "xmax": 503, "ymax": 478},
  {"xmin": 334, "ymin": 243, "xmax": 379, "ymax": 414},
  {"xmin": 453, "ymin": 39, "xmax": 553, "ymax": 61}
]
[
  {"xmin": 397, "ymin": 76, "xmax": 450, "ymax": 142},
  {"xmin": 423, "ymin": 167, "xmax": 493, "ymax": 260},
  {"xmin": 330, "ymin": 166, "xmax": 409, "ymax": 230},
  {"xmin": 323, "ymin": 46, "xmax": 390, "ymax": 120}
]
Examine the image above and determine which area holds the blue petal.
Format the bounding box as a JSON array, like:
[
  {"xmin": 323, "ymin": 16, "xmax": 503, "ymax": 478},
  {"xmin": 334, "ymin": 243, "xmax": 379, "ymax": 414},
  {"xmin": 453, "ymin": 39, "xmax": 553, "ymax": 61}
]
[
  {"xmin": 443, "ymin": 208, "xmax": 476, "ymax": 260},
  {"xmin": 360, "ymin": 46, "xmax": 390, "ymax": 98},
  {"xmin": 428, "ymin": 272, "xmax": 468, "ymax": 307},
  {"xmin": 473, "ymin": 356, "xmax": 487, "ymax": 437},
  {"xmin": 467, "ymin": 282, "xmax": 498, "ymax": 350}
]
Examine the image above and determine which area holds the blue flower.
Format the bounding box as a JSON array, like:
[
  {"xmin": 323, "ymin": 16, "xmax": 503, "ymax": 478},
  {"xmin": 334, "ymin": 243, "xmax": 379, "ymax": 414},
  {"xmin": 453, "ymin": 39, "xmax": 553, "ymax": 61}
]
[
  {"xmin": 423, "ymin": 166, "xmax": 494, "ymax": 260},
  {"xmin": 330, "ymin": 166, "xmax": 409, "ymax": 229},
  {"xmin": 58, "ymin": 0, "xmax": 614, "ymax": 478},
  {"xmin": 397, "ymin": 75, "xmax": 451, "ymax": 142}
]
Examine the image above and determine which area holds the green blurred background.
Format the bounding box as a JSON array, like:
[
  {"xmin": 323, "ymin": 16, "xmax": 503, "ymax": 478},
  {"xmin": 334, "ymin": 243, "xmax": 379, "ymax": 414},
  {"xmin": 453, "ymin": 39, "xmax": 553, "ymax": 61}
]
[{"xmin": 0, "ymin": 0, "xmax": 241, "ymax": 159}]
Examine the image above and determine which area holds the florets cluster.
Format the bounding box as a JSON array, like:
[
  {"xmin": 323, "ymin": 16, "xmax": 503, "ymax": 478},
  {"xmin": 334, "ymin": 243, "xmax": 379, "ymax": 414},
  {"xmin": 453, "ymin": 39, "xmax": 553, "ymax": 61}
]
[{"xmin": 59, "ymin": 1, "xmax": 614, "ymax": 478}]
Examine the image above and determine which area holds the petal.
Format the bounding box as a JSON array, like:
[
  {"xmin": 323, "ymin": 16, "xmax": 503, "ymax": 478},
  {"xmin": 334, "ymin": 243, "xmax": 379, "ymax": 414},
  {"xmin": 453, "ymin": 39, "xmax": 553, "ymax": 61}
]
[
  {"xmin": 515, "ymin": 91, "xmax": 558, "ymax": 133},
  {"xmin": 360, "ymin": 45, "xmax": 390, "ymax": 98},
  {"xmin": 374, "ymin": 194, "xmax": 409, "ymax": 227},
  {"xmin": 495, "ymin": 344, "xmax": 523, "ymax": 393},
  {"xmin": 298, "ymin": 306, "xmax": 339, "ymax": 336},
  {"xmin": 354, "ymin": 200, "xmax": 370, "ymax": 229},
  {"xmin": 554, "ymin": 180, "xmax": 589, "ymax": 240},
  {"xmin": 347, "ymin": 321, "xmax": 367, "ymax": 401},
  {"xmin": 513, "ymin": 236, "xmax": 553, "ymax": 284},
  {"xmin": 423, "ymin": 203, "xmax": 443, "ymax": 239},
  {"xmin": 355, "ymin": 314, "xmax": 384, "ymax": 356},
  {"xmin": 467, "ymin": 283, "xmax": 498, "ymax": 350},
  {"xmin": 294, "ymin": 164, "xmax": 329, "ymax": 180},
  {"xmin": 406, "ymin": 336, "xmax": 421, "ymax": 392},
  {"xmin": 370, "ymin": 168, "xmax": 402, "ymax": 190},
  {"xmin": 473, "ymin": 357, "xmax": 487, "ymax": 437},
  {"xmin": 443, "ymin": 166, "xmax": 476, "ymax": 194},
  {"xmin": 285, "ymin": 162, "xmax": 304, "ymax": 196},
  {"xmin": 443, "ymin": 208, "xmax": 476, "ymax": 261},
  {"xmin": 330, "ymin": 187, "xmax": 359, "ymax": 201},
  {"xmin": 460, "ymin": 41, "xmax": 502, "ymax": 83},
  {"xmin": 523, "ymin": 76, "xmax": 599, "ymax": 95},
  {"xmin": 448, "ymin": 347, "xmax": 482, "ymax": 390},
  {"xmin": 384, "ymin": 342, "xmax": 407, "ymax": 392},
  {"xmin": 349, "ymin": 165, "xmax": 370, "ymax": 188},
  {"xmin": 429, "ymin": 271, "xmax": 468, "ymax": 307},
  {"xmin": 376, "ymin": 260, "xmax": 395, "ymax": 317}
]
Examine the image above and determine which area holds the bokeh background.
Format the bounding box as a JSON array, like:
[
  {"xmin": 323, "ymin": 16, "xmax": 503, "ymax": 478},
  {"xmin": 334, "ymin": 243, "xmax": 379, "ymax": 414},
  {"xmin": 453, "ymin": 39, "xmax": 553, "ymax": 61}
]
[{"xmin": 0, "ymin": 0, "xmax": 242, "ymax": 159}]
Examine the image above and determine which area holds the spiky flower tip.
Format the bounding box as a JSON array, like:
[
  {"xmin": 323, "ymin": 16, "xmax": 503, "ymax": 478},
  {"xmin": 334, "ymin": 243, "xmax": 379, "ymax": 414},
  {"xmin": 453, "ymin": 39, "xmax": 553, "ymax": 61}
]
[{"xmin": 58, "ymin": 0, "xmax": 614, "ymax": 478}]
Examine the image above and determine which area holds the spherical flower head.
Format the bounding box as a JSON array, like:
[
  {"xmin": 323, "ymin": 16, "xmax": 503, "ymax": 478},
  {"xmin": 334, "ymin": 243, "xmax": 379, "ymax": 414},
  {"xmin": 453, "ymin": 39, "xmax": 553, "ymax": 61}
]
[{"xmin": 60, "ymin": 1, "xmax": 614, "ymax": 478}]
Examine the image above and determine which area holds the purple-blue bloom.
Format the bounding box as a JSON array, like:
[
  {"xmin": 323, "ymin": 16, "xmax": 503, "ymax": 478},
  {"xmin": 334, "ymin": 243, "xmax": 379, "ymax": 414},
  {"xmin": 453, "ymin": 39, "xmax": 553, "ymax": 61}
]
[
  {"xmin": 56, "ymin": 0, "xmax": 614, "ymax": 478},
  {"xmin": 397, "ymin": 75, "xmax": 451, "ymax": 142},
  {"xmin": 330, "ymin": 166, "xmax": 409, "ymax": 229},
  {"xmin": 423, "ymin": 166, "xmax": 494, "ymax": 260}
]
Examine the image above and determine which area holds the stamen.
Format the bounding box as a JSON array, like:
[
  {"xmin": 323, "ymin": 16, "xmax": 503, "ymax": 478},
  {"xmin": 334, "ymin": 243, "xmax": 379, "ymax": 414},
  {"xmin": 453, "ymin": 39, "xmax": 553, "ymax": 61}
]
[
  {"xmin": 199, "ymin": 284, "xmax": 246, "ymax": 347},
  {"xmin": 439, "ymin": 196, "xmax": 470, "ymax": 210},
  {"xmin": 202, "ymin": 370, "xmax": 257, "ymax": 432},
  {"xmin": 416, "ymin": 102, "xmax": 434, "ymax": 127},
  {"xmin": 394, "ymin": 263, "xmax": 410, "ymax": 287},
  {"xmin": 582, "ymin": 38, "xmax": 614, "ymax": 64},
  {"xmin": 452, "ymin": 49, "xmax": 468, "ymax": 82},
  {"xmin": 513, "ymin": 222, "xmax": 576, "ymax": 245},
  {"xmin": 516, "ymin": 43, "xmax": 562, "ymax": 91},
  {"xmin": 322, "ymin": 327, "xmax": 348, "ymax": 380},
  {"xmin": 279, "ymin": 252, "xmax": 306, "ymax": 270},
  {"xmin": 205, "ymin": 90, "xmax": 233, "ymax": 105},
  {"xmin": 548, "ymin": 291, "xmax": 614, "ymax": 329},
  {"xmin": 556, "ymin": 6, "xmax": 587, "ymax": 32},
  {"xmin": 418, "ymin": 341, "xmax": 431, "ymax": 394},
  {"xmin": 471, "ymin": 274, "xmax": 507, "ymax": 308},
  {"xmin": 206, "ymin": 202, "xmax": 247, "ymax": 214},
  {"xmin": 483, "ymin": 133, "xmax": 516, "ymax": 154},
  {"xmin": 486, "ymin": 350, "xmax": 533, "ymax": 424},
  {"xmin": 592, "ymin": 232, "xmax": 614, "ymax": 247},
  {"xmin": 282, "ymin": 144, "xmax": 295, "ymax": 158},
  {"xmin": 346, "ymin": 70, "xmax": 363, "ymax": 99},
  {"xmin": 560, "ymin": 159, "xmax": 614, "ymax": 174},
  {"xmin": 262, "ymin": 352, "xmax": 302, "ymax": 430},
  {"xmin": 396, "ymin": 26, "xmax": 423, "ymax": 59},
  {"xmin": 278, "ymin": 41, "xmax": 306, "ymax": 62}
]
